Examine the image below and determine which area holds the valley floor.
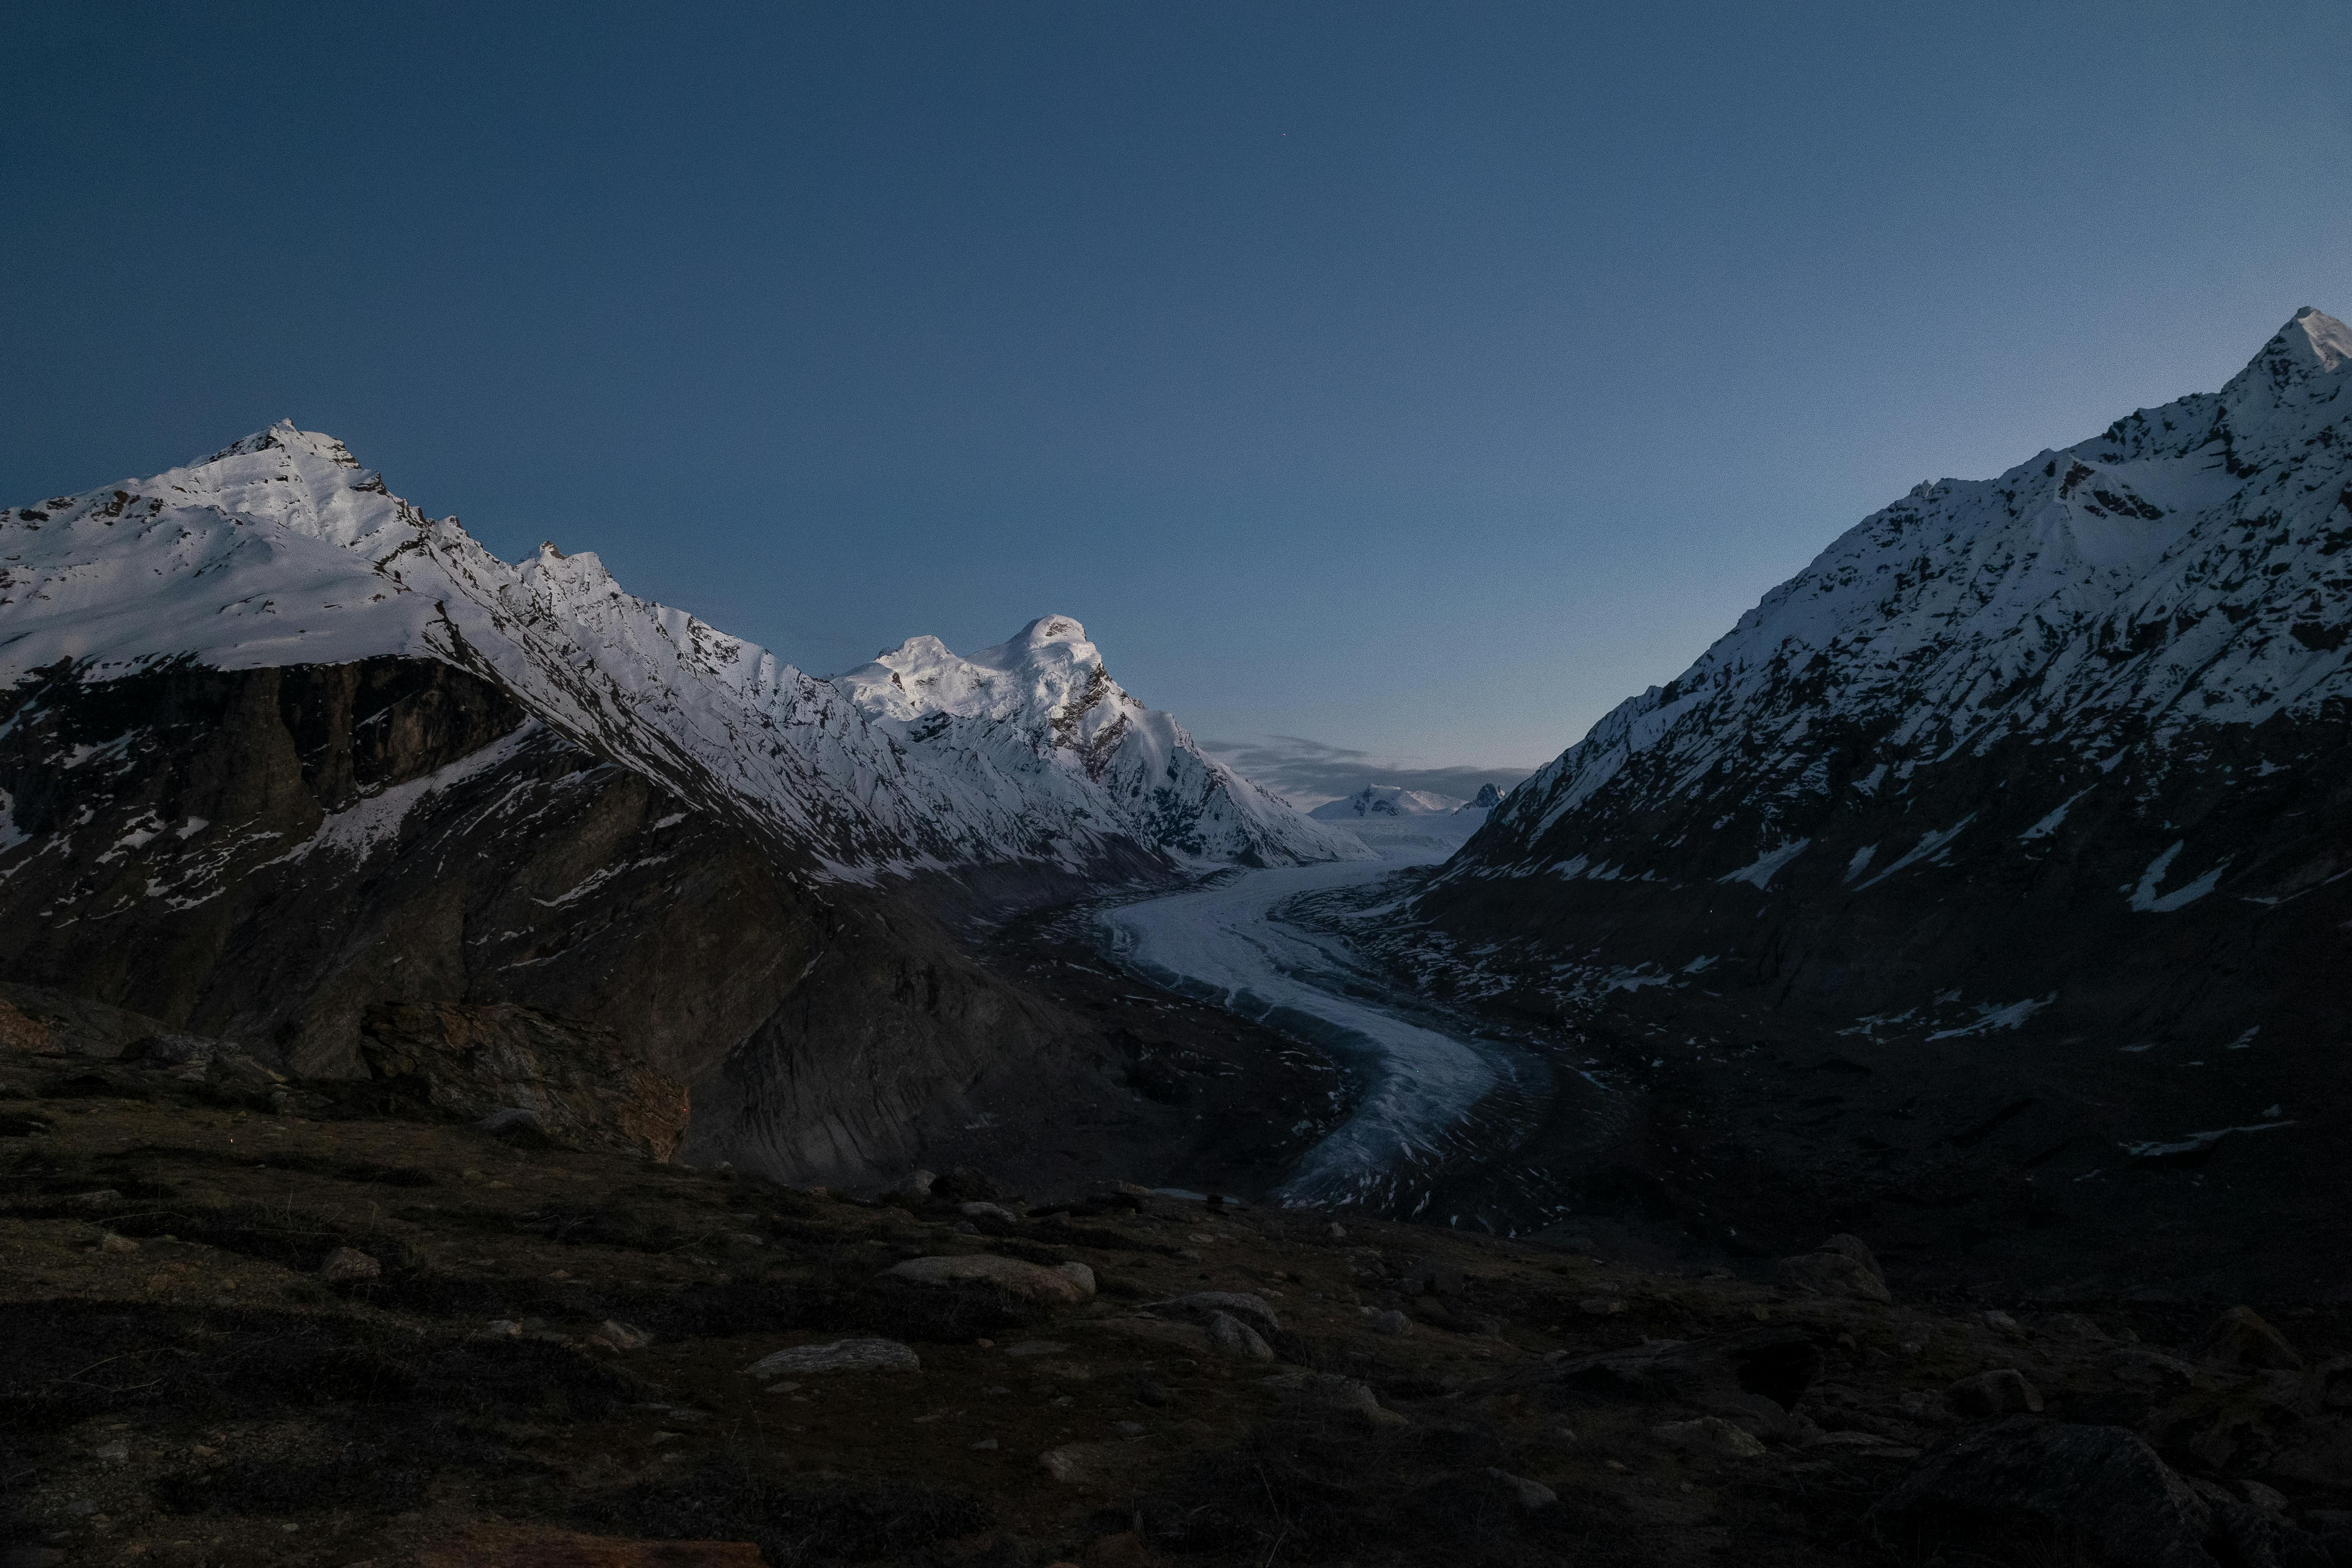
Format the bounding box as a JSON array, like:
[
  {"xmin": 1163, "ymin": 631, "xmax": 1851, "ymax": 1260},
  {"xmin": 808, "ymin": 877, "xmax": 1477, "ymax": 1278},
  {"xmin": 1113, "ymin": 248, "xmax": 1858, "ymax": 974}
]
[{"xmin": 1096, "ymin": 825, "xmax": 1561, "ymax": 1215}]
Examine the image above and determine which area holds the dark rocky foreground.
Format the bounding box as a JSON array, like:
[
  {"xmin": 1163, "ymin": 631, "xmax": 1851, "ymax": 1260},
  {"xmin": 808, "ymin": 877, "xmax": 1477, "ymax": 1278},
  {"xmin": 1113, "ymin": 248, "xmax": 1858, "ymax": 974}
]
[{"xmin": 7, "ymin": 992, "xmax": 2352, "ymax": 1568}]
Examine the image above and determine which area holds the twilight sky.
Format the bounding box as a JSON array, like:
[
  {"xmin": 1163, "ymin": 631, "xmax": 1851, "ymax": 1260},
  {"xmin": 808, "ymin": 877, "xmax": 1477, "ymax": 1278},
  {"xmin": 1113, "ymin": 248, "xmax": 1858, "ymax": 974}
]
[{"xmin": 6, "ymin": 3, "xmax": 2349, "ymax": 799}]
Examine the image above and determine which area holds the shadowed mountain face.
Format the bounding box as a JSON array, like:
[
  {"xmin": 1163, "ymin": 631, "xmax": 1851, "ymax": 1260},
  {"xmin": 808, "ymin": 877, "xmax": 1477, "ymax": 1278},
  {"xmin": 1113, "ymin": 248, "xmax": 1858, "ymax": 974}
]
[
  {"xmin": 1393, "ymin": 312, "xmax": 2352, "ymax": 1297},
  {"xmin": 0, "ymin": 654, "xmax": 1123, "ymax": 1186}
]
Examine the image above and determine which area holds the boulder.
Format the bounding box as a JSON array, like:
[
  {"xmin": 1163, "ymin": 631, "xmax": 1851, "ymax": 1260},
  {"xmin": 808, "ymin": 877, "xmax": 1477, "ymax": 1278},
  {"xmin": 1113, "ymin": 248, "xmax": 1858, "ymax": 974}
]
[
  {"xmin": 1207, "ymin": 1311, "xmax": 1274, "ymax": 1362},
  {"xmin": 888, "ymin": 1169, "xmax": 937, "ymax": 1200},
  {"xmin": 1654, "ymin": 1416, "xmax": 1768, "ymax": 1459},
  {"xmin": 959, "ymin": 1201, "xmax": 1018, "ymax": 1222},
  {"xmin": 1865, "ymin": 1418, "xmax": 2319, "ymax": 1568},
  {"xmin": 1484, "ymin": 1469, "xmax": 1559, "ymax": 1510},
  {"xmin": 321, "ymin": 1246, "xmax": 382, "ymax": 1282},
  {"xmin": 598, "ymin": 1320, "xmax": 652, "ymax": 1351},
  {"xmin": 883, "ymin": 1253, "xmax": 1095, "ymax": 1305},
  {"xmin": 1818, "ymin": 1232, "xmax": 1882, "ymax": 1273},
  {"xmin": 1412, "ymin": 1298, "xmax": 1504, "ymax": 1335},
  {"xmin": 475, "ymin": 1107, "xmax": 549, "ymax": 1142},
  {"xmin": 1141, "ymin": 1291, "xmax": 1282, "ymax": 1338},
  {"xmin": 1261, "ymin": 1371, "xmax": 1407, "ymax": 1427},
  {"xmin": 742, "ymin": 1338, "xmax": 920, "ymax": 1377},
  {"xmin": 1550, "ymin": 1326, "xmax": 1822, "ymax": 1427},
  {"xmin": 130, "ymin": 1032, "xmax": 216, "ymax": 1068},
  {"xmin": 1040, "ymin": 1442, "xmax": 1136, "ymax": 1485},
  {"xmin": 1398, "ymin": 1257, "xmax": 1465, "ymax": 1297},
  {"xmin": 1361, "ymin": 1308, "xmax": 1414, "ymax": 1337},
  {"xmin": 1948, "ymin": 1369, "xmax": 2045, "ymax": 1417},
  {"xmin": 1776, "ymin": 1243, "xmax": 1892, "ymax": 1304},
  {"xmin": 933, "ymin": 1166, "xmax": 1008, "ymax": 1203},
  {"xmin": 2199, "ymin": 1307, "xmax": 2302, "ymax": 1372}
]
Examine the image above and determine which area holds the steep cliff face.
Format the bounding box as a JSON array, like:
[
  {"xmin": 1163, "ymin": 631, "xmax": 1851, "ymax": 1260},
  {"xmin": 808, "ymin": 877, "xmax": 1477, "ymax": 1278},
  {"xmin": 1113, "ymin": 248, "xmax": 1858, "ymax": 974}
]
[{"xmin": 0, "ymin": 655, "xmax": 1104, "ymax": 1185}]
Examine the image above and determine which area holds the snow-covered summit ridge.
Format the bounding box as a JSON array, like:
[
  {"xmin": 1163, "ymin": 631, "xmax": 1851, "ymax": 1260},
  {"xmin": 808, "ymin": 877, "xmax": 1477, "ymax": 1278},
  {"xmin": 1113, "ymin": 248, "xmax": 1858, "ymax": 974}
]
[
  {"xmin": 1309, "ymin": 785, "xmax": 1467, "ymax": 820},
  {"xmin": 0, "ymin": 422, "xmax": 1358, "ymax": 875},
  {"xmin": 1456, "ymin": 308, "xmax": 2352, "ymax": 889},
  {"xmin": 835, "ymin": 616, "xmax": 1370, "ymax": 867}
]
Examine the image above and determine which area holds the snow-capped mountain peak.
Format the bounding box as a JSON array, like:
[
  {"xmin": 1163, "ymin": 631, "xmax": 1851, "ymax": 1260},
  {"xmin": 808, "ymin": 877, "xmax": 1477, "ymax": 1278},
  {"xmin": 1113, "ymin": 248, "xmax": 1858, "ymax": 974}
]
[
  {"xmin": 2276, "ymin": 305, "xmax": 2351, "ymax": 375},
  {"xmin": 1451, "ymin": 307, "xmax": 2352, "ymax": 913},
  {"xmin": 838, "ymin": 614, "xmax": 1107, "ymax": 726},
  {"xmin": 836, "ymin": 619, "xmax": 1370, "ymax": 866},
  {"xmin": 1308, "ymin": 785, "xmax": 1467, "ymax": 820},
  {"xmin": 3, "ymin": 426, "xmax": 1360, "ymax": 878}
]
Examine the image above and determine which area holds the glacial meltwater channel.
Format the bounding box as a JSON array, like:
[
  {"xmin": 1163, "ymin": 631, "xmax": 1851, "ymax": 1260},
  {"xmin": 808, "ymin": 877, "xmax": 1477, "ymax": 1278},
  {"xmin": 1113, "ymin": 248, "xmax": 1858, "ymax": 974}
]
[{"xmin": 1098, "ymin": 818, "xmax": 1552, "ymax": 1213}]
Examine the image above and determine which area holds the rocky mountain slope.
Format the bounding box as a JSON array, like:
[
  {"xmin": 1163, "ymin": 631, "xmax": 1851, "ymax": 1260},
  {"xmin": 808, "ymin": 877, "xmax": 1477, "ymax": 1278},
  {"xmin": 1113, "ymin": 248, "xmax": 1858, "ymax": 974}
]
[
  {"xmin": 0, "ymin": 427, "xmax": 1351, "ymax": 1186},
  {"xmin": 1382, "ymin": 309, "xmax": 2352, "ymax": 1294}
]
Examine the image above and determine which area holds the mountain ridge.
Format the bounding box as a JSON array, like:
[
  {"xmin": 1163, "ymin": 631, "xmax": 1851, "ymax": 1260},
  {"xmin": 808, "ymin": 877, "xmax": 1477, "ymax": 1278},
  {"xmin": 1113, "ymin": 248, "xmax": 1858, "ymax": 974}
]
[
  {"xmin": 1368, "ymin": 308, "xmax": 2352, "ymax": 1293},
  {"xmin": 0, "ymin": 423, "xmax": 1357, "ymax": 881}
]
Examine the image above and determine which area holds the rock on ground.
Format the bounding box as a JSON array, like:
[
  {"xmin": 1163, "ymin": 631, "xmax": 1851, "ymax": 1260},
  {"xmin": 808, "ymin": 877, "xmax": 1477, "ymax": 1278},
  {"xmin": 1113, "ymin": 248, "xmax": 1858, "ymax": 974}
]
[
  {"xmin": 1776, "ymin": 1237, "xmax": 1893, "ymax": 1304},
  {"xmin": 1141, "ymin": 1290, "xmax": 1283, "ymax": 1337},
  {"xmin": 1207, "ymin": 1311, "xmax": 1274, "ymax": 1362},
  {"xmin": 741, "ymin": 1338, "xmax": 921, "ymax": 1377},
  {"xmin": 2200, "ymin": 1307, "xmax": 2303, "ymax": 1371},
  {"xmin": 1948, "ymin": 1369, "xmax": 2044, "ymax": 1417},
  {"xmin": 1486, "ymin": 1469, "xmax": 1559, "ymax": 1510},
  {"xmin": 882, "ymin": 1253, "xmax": 1095, "ymax": 1305},
  {"xmin": 1866, "ymin": 1417, "xmax": 2335, "ymax": 1568},
  {"xmin": 1262, "ymin": 1371, "xmax": 1408, "ymax": 1427},
  {"xmin": 321, "ymin": 1246, "xmax": 381, "ymax": 1282},
  {"xmin": 1654, "ymin": 1417, "xmax": 1769, "ymax": 1460}
]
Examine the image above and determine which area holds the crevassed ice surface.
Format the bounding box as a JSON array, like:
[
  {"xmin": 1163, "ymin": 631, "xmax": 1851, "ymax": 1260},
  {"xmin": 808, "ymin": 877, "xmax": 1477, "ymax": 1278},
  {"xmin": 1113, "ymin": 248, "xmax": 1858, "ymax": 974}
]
[{"xmin": 0, "ymin": 426, "xmax": 1362, "ymax": 877}]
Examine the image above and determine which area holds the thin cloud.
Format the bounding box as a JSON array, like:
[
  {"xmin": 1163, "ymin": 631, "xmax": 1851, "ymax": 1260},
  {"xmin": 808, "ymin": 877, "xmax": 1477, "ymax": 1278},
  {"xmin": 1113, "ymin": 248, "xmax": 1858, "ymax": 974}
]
[{"xmin": 1204, "ymin": 734, "xmax": 1533, "ymax": 808}]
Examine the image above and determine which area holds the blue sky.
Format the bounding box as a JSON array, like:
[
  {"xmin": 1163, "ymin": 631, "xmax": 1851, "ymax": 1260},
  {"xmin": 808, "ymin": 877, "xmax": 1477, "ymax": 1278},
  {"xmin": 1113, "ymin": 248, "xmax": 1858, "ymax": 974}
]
[{"xmin": 5, "ymin": 3, "xmax": 2349, "ymax": 795}]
